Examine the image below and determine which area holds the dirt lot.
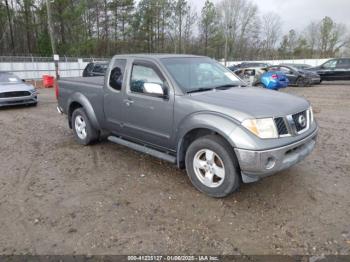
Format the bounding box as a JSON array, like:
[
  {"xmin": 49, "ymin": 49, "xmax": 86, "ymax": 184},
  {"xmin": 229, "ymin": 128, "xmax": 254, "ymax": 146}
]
[{"xmin": 0, "ymin": 82, "xmax": 350, "ymax": 255}]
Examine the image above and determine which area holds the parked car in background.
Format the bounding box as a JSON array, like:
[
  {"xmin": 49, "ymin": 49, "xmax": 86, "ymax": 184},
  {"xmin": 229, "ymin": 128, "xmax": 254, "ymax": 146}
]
[
  {"xmin": 0, "ymin": 72, "xmax": 37, "ymax": 107},
  {"xmin": 280, "ymin": 63, "xmax": 312, "ymax": 70},
  {"xmin": 57, "ymin": 54, "xmax": 318, "ymax": 197},
  {"xmin": 268, "ymin": 65, "xmax": 321, "ymax": 86},
  {"xmin": 306, "ymin": 58, "xmax": 350, "ymax": 82},
  {"xmin": 234, "ymin": 67, "xmax": 264, "ymax": 86},
  {"xmin": 234, "ymin": 67, "xmax": 289, "ymax": 90},
  {"xmin": 83, "ymin": 62, "xmax": 108, "ymax": 77},
  {"xmin": 228, "ymin": 62, "xmax": 271, "ymax": 72}
]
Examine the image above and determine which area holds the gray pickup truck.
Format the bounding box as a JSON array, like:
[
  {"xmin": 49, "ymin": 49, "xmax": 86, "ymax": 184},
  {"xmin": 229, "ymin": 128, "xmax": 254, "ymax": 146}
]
[{"xmin": 57, "ymin": 54, "xmax": 318, "ymax": 197}]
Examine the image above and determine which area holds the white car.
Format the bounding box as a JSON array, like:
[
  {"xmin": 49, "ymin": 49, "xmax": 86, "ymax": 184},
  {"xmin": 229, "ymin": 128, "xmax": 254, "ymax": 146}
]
[{"xmin": 0, "ymin": 72, "xmax": 38, "ymax": 107}]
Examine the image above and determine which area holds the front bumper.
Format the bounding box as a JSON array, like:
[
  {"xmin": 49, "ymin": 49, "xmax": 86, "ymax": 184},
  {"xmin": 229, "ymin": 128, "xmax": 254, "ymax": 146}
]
[
  {"xmin": 0, "ymin": 93, "xmax": 37, "ymax": 107},
  {"xmin": 234, "ymin": 127, "xmax": 318, "ymax": 183}
]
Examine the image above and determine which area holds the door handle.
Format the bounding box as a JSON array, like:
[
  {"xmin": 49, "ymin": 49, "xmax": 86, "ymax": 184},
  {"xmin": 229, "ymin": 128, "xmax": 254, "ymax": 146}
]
[{"xmin": 123, "ymin": 98, "xmax": 134, "ymax": 106}]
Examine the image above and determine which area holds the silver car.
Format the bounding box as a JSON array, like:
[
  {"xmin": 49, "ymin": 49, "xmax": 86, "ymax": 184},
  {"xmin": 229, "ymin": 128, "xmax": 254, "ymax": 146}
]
[{"xmin": 0, "ymin": 72, "xmax": 38, "ymax": 107}]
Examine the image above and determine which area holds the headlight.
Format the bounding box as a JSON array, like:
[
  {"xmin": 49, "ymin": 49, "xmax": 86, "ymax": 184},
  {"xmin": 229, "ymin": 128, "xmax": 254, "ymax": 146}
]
[
  {"xmin": 309, "ymin": 106, "xmax": 314, "ymax": 123},
  {"xmin": 242, "ymin": 118, "xmax": 278, "ymax": 139}
]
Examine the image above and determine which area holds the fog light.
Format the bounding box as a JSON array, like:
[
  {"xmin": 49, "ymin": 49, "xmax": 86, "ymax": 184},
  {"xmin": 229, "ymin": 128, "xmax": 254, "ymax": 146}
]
[{"xmin": 265, "ymin": 157, "xmax": 276, "ymax": 170}]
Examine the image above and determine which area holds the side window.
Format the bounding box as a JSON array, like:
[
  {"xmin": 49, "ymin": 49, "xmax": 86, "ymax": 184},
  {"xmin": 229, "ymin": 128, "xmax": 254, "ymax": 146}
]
[
  {"xmin": 280, "ymin": 67, "xmax": 292, "ymax": 74},
  {"xmin": 93, "ymin": 64, "xmax": 103, "ymax": 73},
  {"xmin": 235, "ymin": 70, "xmax": 243, "ymax": 76},
  {"xmin": 86, "ymin": 63, "xmax": 94, "ymax": 72},
  {"xmin": 323, "ymin": 60, "xmax": 337, "ymax": 69},
  {"xmin": 336, "ymin": 59, "xmax": 350, "ymax": 68},
  {"xmin": 130, "ymin": 65, "xmax": 163, "ymax": 94},
  {"xmin": 268, "ymin": 67, "xmax": 279, "ymax": 72},
  {"xmin": 109, "ymin": 59, "xmax": 127, "ymax": 91}
]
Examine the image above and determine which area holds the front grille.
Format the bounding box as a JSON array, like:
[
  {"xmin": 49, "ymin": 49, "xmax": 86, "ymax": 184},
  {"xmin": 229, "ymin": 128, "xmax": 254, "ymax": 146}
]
[
  {"xmin": 292, "ymin": 110, "xmax": 308, "ymax": 132},
  {"xmin": 274, "ymin": 117, "xmax": 289, "ymax": 135},
  {"xmin": 0, "ymin": 91, "xmax": 31, "ymax": 98}
]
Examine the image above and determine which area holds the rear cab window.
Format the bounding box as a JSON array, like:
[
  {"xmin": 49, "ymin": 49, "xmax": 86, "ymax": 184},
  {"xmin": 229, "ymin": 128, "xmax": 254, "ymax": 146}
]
[{"xmin": 109, "ymin": 59, "xmax": 127, "ymax": 91}]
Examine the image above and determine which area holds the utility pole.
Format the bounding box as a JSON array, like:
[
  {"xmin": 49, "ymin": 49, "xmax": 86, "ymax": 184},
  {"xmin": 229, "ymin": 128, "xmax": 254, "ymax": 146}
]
[
  {"xmin": 45, "ymin": 0, "xmax": 59, "ymax": 79},
  {"xmin": 224, "ymin": 24, "xmax": 232, "ymax": 66},
  {"xmin": 45, "ymin": 0, "xmax": 56, "ymax": 55}
]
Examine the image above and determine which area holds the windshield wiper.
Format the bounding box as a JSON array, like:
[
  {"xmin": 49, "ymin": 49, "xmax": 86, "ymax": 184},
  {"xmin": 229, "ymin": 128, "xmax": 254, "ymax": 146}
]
[
  {"xmin": 186, "ymin": 87, "xmax": 214, "ymax": 94},
  {"xmin": 214, "ymin": 84, "xmax": 238, "ymax": 90}
]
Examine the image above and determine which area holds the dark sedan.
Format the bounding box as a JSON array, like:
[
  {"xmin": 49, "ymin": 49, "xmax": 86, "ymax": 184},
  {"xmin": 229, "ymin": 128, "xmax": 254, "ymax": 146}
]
[
  {"xmin": 306, "ymin": 58, "xmax": 350, "ymax": 82},
  {"xmin": 266, "ymin": 65, "xmax": 321, "ymax": 86}
]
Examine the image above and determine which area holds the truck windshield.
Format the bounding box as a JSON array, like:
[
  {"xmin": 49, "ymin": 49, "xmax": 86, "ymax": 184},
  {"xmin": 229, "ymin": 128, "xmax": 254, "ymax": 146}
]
[{"xmin": 161, "ymin": 57, "xmax": 244, "ymax": 93}]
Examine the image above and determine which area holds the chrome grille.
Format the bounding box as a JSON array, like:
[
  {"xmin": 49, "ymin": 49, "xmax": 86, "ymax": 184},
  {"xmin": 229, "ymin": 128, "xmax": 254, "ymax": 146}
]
[
  {"xmin": 0, "ymin": 91, "xmax": 31, "ymax": 98},
  {"xmin": 292, "ymin": 110, "xmax": 308, "ymax": 132},
  {"xmin": 274, "ymin": 117, "xmax": 288, "ymax": 136}
]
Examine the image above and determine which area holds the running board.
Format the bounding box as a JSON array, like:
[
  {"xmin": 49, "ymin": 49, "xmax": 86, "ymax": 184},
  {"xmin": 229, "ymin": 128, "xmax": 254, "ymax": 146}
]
[{"xmin": 108, "ymin": 136, "xmax": 176, "ymax": 164}]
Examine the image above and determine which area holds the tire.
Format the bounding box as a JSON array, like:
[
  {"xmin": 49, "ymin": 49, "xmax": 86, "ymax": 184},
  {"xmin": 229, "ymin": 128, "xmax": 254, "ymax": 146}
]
[
  {"xmin": 185, "ymin": 135, "xmax": 240, "ymax": 198},
  {"xmin": 296, "ymin": 77, "xmax": 306, "ymax": 87},
  {"xmin": 256, "ymin": 83, "xmax": 265, "ymax": 88},
  {"xmin": 71, "ymin": 108, "xmax": 99, "ymax": 145}
]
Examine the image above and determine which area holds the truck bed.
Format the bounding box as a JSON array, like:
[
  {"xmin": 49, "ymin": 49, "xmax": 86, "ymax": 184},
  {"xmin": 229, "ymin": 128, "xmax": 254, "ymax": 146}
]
[{"xmin": 59, "ymin": 76, "xmax": 104, "ymax": 87}]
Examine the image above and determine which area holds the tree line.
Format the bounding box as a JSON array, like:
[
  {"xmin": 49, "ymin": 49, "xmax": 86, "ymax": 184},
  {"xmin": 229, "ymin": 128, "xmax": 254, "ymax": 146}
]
[{"xmin": 1, "ymin": 0, "xmax": 349, "ymax": 60}]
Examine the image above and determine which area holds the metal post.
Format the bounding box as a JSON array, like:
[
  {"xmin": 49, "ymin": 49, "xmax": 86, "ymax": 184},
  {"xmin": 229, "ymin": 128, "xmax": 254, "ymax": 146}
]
[
  {"xmin": 45, "ymin": 0, "xmax": 56, "ymax": 55},
  {"xmin": 224, "ymin": 25, "xmax": 232, "ymax": 67}
]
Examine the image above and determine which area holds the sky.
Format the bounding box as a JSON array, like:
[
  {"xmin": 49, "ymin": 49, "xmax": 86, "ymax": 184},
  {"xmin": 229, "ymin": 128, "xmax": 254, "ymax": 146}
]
[{"xmin": 190, "ymin": 0, "xmax": 350, "ymax": 33}]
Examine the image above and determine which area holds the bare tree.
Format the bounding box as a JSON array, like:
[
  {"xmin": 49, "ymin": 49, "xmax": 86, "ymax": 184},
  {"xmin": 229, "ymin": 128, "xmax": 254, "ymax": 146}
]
[
  {"xmin": 216, "ymin": 0, "xmax": 259, "ymax": 60},
  {"xmin": 260, "ymin": 12, "xmax": 282, "ymax": 59}
]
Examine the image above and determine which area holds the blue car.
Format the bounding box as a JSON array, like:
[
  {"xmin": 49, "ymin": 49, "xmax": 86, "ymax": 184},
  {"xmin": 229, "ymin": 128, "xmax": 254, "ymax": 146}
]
[
  {"xmin": 258, "ymin": 70, "xmax": 289, "ymax": 90},
  {"xmin": 234, "ymin": 67, "xmax": 289, "ymax": 90}
]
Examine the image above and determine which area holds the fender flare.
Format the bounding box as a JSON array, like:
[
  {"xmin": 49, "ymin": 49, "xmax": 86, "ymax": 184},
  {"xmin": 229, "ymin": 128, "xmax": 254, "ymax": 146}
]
[
  {"xmin": 67, "ymin": 92, "xmax": 101, "ymax": 130},
  {"xmin": 175, "ymin": 112, "xmax": 240, "ymax": 167}
]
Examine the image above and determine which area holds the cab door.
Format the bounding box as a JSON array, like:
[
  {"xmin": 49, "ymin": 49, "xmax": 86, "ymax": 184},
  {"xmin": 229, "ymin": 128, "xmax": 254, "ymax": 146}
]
[
  {"xmin": 318, "ymin": 59, "xmax": 338, "ymax": 80},
  {"xmin": 121, "ymin": 60, "xmax": 175, "ymax": 150}
]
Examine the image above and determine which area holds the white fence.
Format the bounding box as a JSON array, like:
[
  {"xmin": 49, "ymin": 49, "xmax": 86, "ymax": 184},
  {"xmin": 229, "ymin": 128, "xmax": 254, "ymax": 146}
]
[
  {"xmin": 0, "ymin": 56, "xmax": 332, "ymax": 80},
  {"xmin": 226, "ymin": 58, "xmax": 332, "ymax": 67},
  {"xmin": 0, "ymin": 57, "xmax": 109, "ymax": 80}
]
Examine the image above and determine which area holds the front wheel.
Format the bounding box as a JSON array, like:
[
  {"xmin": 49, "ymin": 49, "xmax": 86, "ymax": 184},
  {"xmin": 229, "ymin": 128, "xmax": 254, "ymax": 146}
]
[
  {"xmin": 72, "ymin": 108, "xmax": 98, "ymax": 145},
  {"xmin": 296, "ymin": 77, "xmax": 308, "ymax": 87},
  {"xmin": 185, "ymin": 135, "xmax": 240, "ymax": 198}
]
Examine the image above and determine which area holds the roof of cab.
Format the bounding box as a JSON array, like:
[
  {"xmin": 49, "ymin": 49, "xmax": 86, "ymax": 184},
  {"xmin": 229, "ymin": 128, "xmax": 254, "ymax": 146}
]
[{"xmin": 112, "ymin": 53, "xmax": 205, "ymax": 60}]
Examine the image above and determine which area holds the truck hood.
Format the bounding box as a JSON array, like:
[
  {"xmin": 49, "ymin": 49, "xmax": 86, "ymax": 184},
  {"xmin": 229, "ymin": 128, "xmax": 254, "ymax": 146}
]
[
  {"xmin": 188, "ymin": 87, "xmax": 310, "ymax": 121},
  {"xmin": 0, "ymin": 82, "xmax": 35, "ymax": 93}
]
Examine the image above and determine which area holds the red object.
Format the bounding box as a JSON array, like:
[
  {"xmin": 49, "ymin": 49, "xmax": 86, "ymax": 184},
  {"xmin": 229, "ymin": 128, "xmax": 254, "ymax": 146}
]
[
  {"xmin": 271, "ymin": 74, "xmax": 278, "ymax": 79},
  {"xmin": 55, "ymin": 82, "xmax": 59, "ymax": 99},
  {"xmin": 43, "ymin": 75, "xmax": 55, "ymax": 88}
]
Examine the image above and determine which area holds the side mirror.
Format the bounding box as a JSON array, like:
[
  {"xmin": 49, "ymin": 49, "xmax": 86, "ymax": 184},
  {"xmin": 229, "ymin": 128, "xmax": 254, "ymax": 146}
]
[{"xmin": 143, "ymin": 82, "xmax": 168, "ymax": 98}]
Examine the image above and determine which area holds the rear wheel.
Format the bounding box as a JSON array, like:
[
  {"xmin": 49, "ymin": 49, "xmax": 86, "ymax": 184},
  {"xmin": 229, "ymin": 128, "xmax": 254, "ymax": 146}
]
[
  {"xmin": 185, "ymin": 135, "xmax": 240, "ymax": 198},
  {"xmin": 72, "ymin": 108, "xmax": 98, "ymax": 145}
]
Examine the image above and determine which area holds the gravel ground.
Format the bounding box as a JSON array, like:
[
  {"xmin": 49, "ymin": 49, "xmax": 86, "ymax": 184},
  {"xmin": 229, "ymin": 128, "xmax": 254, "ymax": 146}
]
[{"xmin": 0, "ymin": 82, "xmax": 349, "ymax": 255}]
